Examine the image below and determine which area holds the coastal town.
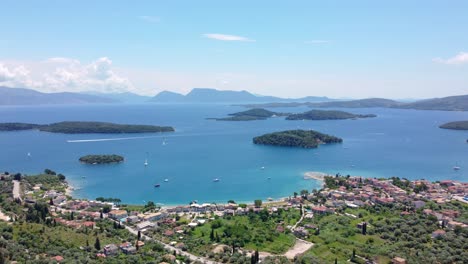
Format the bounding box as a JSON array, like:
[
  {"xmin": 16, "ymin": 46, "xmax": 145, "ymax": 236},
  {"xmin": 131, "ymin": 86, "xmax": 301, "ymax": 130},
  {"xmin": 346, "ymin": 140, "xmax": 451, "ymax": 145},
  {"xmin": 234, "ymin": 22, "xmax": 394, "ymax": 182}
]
[{"xmin": 0, "ymin": 170, "xmax": 467, "ymax": 263}]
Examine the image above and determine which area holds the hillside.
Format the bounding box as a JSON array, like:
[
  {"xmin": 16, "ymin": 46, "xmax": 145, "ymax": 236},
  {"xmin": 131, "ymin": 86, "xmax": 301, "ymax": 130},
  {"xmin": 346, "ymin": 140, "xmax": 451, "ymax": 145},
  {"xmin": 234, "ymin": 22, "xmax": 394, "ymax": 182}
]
[
  {"xmin": 286, "ymin": 110, "xmax": 376, "ymax": 120},
  {"xmin": 439, "ymin": 121, "xmax": 468, "ymax": 130},
  {"xmin": 253, "ymin": 129, "xmax": 343, "ymax": 148},
  {"xmin": 0, "ymin": 86, "xmax": 118, "ymax": 105},
  {"xmin": 310, "ymin": 98, "xmax": 401, "ymax": 108},
  {"xmin": 397, "ymin": 95, "xmax": 468, "ymax": 111}
]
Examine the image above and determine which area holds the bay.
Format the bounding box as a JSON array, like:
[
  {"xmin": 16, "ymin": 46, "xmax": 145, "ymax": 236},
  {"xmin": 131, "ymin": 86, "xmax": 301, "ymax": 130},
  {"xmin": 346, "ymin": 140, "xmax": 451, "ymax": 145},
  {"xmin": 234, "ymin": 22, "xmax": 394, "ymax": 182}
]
[{"xmin": 0, "ymin": 104, "xmax": 467, "ymax": 205}]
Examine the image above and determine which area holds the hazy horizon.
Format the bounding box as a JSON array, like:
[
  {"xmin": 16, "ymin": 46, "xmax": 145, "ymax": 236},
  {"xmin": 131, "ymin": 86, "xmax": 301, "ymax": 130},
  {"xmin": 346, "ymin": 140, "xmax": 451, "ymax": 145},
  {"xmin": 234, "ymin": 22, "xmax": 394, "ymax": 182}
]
[{"xmin": 1, "ymin": 1, "xmax": 467, "ymax": 99}]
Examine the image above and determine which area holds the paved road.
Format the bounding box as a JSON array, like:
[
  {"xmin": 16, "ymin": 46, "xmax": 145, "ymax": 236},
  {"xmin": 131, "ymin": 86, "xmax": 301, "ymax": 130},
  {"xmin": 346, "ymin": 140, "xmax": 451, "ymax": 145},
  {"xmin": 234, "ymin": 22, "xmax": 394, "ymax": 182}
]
[
  {"xmin": 115, "ymin": 219, "xmax": 221, "ymax": 264},
  {"xmin": 12, "ymin": 180, "xmax": 21, "ymax": 201}
]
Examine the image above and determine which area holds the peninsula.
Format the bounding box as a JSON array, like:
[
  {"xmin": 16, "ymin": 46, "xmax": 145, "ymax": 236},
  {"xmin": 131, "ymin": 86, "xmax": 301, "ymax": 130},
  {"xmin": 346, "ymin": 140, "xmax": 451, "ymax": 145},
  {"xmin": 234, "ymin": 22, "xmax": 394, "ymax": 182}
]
[
  {"xmin": 0, "ymin": 121, "xmax": 175, "ymax": 134},
  {"xmin": 286, "ymin": 110, "xmax": 376, "ymax": 120},
  {"xmin": 209, "ymin": 108, "xmax": 287, "ymax": 121},
  {"xmin": 253, "ymin": 129, "xmax": 343, "ymax": 148},
  {"xmin": 439, "ymin": 121, "xmax": 468, "ymax": 130},
  {"xmin": 79, "ymin": 154, "xmax": 124, "ymax": 164}
]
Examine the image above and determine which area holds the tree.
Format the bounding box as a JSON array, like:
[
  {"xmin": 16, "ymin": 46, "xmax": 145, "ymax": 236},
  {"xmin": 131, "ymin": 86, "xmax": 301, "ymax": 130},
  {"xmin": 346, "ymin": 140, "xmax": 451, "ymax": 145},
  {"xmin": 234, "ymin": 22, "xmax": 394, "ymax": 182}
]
[
  {"xmin": 255, "ymin": 249, "xmax": 259, "ymax": 263},
  {"xmin": 352, "ymin": 248, "xmax": 356, "ymax": 259},
  {"xmin": 44, "ymin": 169, "xmax": 56, "ymax": 175},
  {"xmin": 362, "ymin": 222, "xmax": 367, "ymax": 235},
  {"xmin": 49, "ymin": 198, "xmax": 54, "ymax": 206},
  {"xmin": 254, "ymin": 199, "xmax": 262, "ymax": 208},
  {"xmin": 210, "ymin": 228, "xmax": 215, "ymax": 241},
  {"xmin": 138, "ymin": 231, "xmax": 141, "ymax": 240},
  {"xmin": 102, "ymin": 205, "xmax": 111, "ymax": 213},
  {"xmin": 70, "ymin": 211, "xmax": 74, "ymax": 220},
  {"xmin": 13, "ymin": 173, "xmax": 21, "ymax": 181},
  {"xmin": 57, "ymin": 174, "xmax": 66, "ymax": 181},
  {"xmin": 300, "ymin": 189, "xmax": 309, "ymax": 198},
  {"xmin": 228, "ymin": 200, "xmax": 236, "ymax": 204},
  {"xmin": 100, "ymin": 211, "xmax": 103, "ymax": 219},
  {"xmin": 94, "ymin": 237, "xmax": 101, "ymax": 250},
  {"xmin": 293, "ymin": 192, "xmax": 298, "ymax": 198}
]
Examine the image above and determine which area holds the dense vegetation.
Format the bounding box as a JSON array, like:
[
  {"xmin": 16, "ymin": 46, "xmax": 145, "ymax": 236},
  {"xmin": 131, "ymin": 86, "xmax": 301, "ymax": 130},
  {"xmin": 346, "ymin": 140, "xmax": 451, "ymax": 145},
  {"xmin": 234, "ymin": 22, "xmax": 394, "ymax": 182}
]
[
  {"xmin": 0, "ymin": 171, "xmax": 187, "ymax": 264},
  {"xmin": 210, "ymin": 108, "xmax": 286, "ymax": 121},
  {"xmin": 439, "ymin": 121, "xmax": 468, "ymax": 130},
  {"xmin": 253, "ymin": 129, "xmax": 342, "ymax": 148},
  {"xmin": 79, "ymin": 154, "xmax": 124, "ymax": 164},
  {"xmin": 0, "ymin": 122, "xmax": 40, "ymax": 131},
  {"xmin": 0, "ymin": 121, "xmax": 174, "ymax": 133},
  {"xmin": 286, "ymin": 110, "xmax": 376, "ymax": 120}
]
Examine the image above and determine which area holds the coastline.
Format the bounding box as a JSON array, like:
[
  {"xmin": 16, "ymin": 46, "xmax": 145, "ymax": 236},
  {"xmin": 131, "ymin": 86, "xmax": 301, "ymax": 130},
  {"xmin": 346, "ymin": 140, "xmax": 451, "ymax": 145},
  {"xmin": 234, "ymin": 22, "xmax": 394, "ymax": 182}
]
[{"xmin": 303, "ymin": 171, "xmax": 329, "ymax": 187}]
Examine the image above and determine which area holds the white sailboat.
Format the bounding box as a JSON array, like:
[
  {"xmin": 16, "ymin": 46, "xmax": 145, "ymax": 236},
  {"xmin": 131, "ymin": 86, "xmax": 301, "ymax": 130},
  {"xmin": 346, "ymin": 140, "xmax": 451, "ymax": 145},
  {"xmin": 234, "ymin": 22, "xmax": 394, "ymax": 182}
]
[{"xmin": 144, "ymin": 159, "xmax": 148, "ymax": 166}]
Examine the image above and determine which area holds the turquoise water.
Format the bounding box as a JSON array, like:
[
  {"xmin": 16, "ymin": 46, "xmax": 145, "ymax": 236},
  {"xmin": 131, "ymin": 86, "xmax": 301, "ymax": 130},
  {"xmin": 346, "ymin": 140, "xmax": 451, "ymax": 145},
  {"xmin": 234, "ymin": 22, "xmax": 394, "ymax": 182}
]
[{"xmin": 0, "ymin": 104, "xmax": 467, "ymax": 205}]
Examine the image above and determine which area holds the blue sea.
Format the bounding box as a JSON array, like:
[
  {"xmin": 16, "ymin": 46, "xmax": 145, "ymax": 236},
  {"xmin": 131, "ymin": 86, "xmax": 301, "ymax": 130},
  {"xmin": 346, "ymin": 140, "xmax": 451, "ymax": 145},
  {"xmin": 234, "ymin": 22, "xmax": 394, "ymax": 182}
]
[{"xmin": 0, "ymin": 104, "xmax": 467, "ymax": 205}]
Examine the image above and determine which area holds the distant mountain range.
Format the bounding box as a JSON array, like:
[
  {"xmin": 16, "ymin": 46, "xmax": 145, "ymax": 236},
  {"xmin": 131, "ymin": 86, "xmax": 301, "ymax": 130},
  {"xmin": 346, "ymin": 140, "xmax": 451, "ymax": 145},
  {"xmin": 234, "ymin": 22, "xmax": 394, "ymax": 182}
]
[
  {"xmin": 242, "ymin": 95, "xmax": 468, "ymax": 112},
  {"xmin": 149, "ymin": 88, "xmax": 332, "ymax": 103},
  {"xmin": 84, "ymin": 92, "xmax": 152, "ymax": 104},
  {"xmin": 1, "ymin": 86, "xmax": 468, "ymax": 112},
  {"xmin": 0, "ymin": 86, "xmax": 117, "ymax": 105}
]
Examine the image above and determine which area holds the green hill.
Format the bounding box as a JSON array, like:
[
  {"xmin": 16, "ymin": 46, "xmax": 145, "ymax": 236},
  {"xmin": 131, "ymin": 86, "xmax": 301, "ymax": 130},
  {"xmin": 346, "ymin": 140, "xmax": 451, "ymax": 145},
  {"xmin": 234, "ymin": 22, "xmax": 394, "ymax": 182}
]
[
  {"xmin": 253, "ymin": 129, "xmax": 342, "ymax": 148},
  {"xmin": 286, "ymin": 110, "xmax": 376, "ymax": 120}
]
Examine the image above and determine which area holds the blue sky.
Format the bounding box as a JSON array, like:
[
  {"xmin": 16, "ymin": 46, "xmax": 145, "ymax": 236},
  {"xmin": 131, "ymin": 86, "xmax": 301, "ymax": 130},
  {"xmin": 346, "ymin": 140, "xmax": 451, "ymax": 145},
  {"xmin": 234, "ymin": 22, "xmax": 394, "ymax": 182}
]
[{"xmin": 0, "ymin": 0, "xmax": 467, "ymax": 98}]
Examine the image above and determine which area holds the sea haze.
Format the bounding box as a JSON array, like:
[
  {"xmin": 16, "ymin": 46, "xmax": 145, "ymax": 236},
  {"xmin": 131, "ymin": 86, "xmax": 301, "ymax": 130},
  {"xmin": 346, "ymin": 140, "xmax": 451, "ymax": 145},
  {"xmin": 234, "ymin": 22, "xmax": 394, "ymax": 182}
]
[{"xmin": 0, "ymin": 104, "xmax": 467, "ymax": 205}]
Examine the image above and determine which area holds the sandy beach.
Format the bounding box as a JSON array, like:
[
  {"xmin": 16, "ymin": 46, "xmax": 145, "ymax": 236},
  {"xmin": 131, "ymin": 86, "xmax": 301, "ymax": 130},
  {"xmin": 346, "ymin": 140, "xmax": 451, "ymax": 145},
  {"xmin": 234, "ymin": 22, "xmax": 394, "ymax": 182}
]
[{"xmin": 65, "ymin": 183, "xmax": 74, "ymax": 196}]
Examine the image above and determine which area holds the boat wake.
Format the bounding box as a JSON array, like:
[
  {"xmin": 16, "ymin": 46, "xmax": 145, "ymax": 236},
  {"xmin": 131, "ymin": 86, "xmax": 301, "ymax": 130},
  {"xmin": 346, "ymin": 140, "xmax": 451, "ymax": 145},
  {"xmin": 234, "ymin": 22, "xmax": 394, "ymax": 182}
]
[{"xmin": 67, "ymin": 136, "xmax": 162, "ymax": 143}]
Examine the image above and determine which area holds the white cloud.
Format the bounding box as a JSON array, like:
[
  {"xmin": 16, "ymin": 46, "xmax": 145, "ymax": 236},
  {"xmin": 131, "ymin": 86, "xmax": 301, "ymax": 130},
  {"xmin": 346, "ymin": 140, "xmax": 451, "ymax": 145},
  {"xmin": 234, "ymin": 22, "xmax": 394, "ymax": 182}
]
[
  {"xmin": 433, "ymin": 52, "xmax": 468, "ymax": 65},
  {"xmin": 203, "ymin": 33, "xmax": 255, "ymax": 42},
  {"xmin": 304, "ymin": 40, "xmax": 330, "ymax": 44},
  {"xmin": 0, "ymin": 57, "xmax": 135, "ymax": 94},
  {"xmin": 138, "ymin": 15, "xmax": 160, "ymax": 23}
]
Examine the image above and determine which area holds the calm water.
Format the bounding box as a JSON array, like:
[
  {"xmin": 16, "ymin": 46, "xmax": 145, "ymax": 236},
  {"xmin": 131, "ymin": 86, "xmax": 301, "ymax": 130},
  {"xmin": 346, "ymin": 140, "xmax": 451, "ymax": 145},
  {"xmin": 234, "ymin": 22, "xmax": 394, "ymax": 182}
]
[{"xmin": 0, "ymin": 104, "xmax": 467, "ymax": 205}]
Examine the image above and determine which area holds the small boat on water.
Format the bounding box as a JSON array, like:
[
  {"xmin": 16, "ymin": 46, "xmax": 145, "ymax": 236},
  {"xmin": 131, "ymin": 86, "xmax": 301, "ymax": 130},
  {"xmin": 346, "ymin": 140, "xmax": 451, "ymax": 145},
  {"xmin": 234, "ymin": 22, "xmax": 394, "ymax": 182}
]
[
  {"xmin": 213, "ymin": 178, "xmax": 220, "ymax": 182},
  {"xmin": 27, "ymin": 152, "xmax": 31, "ymax": 157},
  {"xmin": 261, "ymin": 166, "xmax": 265, "ymax": 170},
  {"xmin": 144, "ymin": 159, "xmax": 148, "ymax": 166},
  {"xmin": 164, "ymin": 179, "xmax": 169, "ymax": 182},
  {"xmin": 267, "ymin": 177, "xmax": 271, "ymax": 180},
  {"xmin": 154, "ymin": 184, "xmax": 160, "ymax": 188},
  {"xmin": 453, "ymin": 166, "xmax": 461, "ymax": 171},
  {"xmin": 267, "ymin": 197, "xmax": 273, "ymax": 201}
]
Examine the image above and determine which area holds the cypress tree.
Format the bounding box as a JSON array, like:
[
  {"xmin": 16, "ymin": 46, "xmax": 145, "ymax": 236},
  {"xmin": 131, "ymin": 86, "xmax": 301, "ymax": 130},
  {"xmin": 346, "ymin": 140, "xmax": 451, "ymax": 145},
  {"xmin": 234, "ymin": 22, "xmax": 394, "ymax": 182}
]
[
  {"xmin": 137, "ymin": 231, "xmax": 141, "ymax": 240},
  {"xmin": 210, "ymin": 228, "xmax": 214, "ymax": 241},
  {"xmin": 94, "ymin": 237, "xmax": 101, "ymax": 250}
]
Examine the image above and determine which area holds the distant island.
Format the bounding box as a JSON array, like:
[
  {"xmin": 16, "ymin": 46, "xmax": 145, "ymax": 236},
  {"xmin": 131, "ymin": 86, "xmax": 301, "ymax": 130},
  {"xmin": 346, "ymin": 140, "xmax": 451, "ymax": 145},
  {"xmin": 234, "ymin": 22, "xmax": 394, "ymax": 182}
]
[
  {"xmin": 253, "ymin": 129, "xmax": 343, "ymax": 148},
  {"xmin": 439, "ymin": 121, "xmax": 468, "ymax": 130},
  {"xmin": 286, "ymin": 110, "xmax": 376, "ymax": 120},
  {"xmin": 79, "ymin": 154, "xmax": 124, "ymax": 164},
  {"xmin": 0, "ymin": 121, "xmax": 174, "ymax": 134},
  {"xmin": 240, "ymin": 94, "xmax": 468, "ymax": 112},
  {"xmin": 208, "ymin": 108, "xmax": 288, "ymax": 121}
]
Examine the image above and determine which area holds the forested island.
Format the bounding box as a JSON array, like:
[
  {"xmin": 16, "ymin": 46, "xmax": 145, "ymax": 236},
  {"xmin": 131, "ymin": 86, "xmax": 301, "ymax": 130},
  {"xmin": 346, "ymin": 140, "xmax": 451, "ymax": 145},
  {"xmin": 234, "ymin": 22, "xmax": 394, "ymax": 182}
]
[
  {"xmin": 439, "ymin": 121, "xmax": 468, "ymax": 130},
  {"xmin": 286, "ymin": 110, "xmax": 376, "ymax": 120},
  {"xmin": 79, "ymin": 154, "xmax": 124, "ymax": 164},
  {"xmin": 253, "ymin": 129, "xmax": 342, "ymax": 148},
  {"xmin": 0, "ymin": 121, "xmax": 174, "ymax": 134},
  {"xmin": 209, "ymin": 108, "xmax": 287, "ymax": 121}
]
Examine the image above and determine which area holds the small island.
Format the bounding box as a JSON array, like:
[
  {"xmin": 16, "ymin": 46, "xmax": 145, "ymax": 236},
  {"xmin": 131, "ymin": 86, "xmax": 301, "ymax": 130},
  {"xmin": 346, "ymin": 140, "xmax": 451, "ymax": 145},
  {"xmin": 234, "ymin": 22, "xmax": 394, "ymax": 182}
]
[
  {"xmin": 79, "ymin": 154, "xmax": 124, "ymax": 164},
  {"xmin": 286, "ymin": 110, "xmax": 376, "ymax": 120},
  {"xmin": 208, "ymin": 108, "xmax": 288, "ymax": 121},
  {"xmin": 253, "ymin": 129, "xmax": 343, "ymax": 148},
  {"xmin": 0, "ymin": 123, "xmax": 41, "ymax": 131},
  {"xmin": 0, "ymin": 121, "xmax": 175, "ymax": 134},
  {"xmin": 439, "ymin": 121, "xmax": 468, "ymax": 130}
]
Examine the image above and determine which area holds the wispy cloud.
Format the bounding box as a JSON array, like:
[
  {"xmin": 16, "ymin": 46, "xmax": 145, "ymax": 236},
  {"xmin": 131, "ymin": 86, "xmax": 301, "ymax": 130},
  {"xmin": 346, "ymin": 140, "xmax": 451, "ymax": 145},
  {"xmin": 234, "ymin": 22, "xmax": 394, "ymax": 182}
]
[
  {"xmin": 138, "ymin": 15, "xmax": 160, "ymax": 23},
  {"xmin": 304, "ymin": 40, "xmax": 330, "ymax": 44},
  {"xmin": 203, "ymin": 33, "xmax": 255, "ymax": 42},
  {"xmin": 433, "ymin": 52, "xmax": 468, "ymax": 65}
]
